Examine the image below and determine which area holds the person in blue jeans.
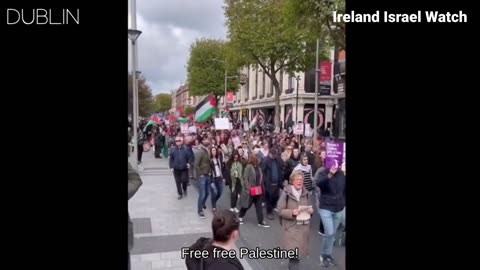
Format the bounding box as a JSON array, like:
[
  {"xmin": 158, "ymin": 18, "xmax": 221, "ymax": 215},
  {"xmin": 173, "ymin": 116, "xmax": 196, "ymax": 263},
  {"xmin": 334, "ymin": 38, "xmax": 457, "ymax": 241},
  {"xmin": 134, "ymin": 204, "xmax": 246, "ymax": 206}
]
[
  {"xmin": 209, "ymin": 147, "xmax": 225, "ymax": 213},
  {"xmin": 316, "ymin": 161, "xmax": 345, "ymax": 267},
  {"xmin": 194, "ymin": 137, "xmax": 212, "ymax": 218},
  {"xmin": 197, "ymin": 175, "xmax": 211, "ymax": 217}
]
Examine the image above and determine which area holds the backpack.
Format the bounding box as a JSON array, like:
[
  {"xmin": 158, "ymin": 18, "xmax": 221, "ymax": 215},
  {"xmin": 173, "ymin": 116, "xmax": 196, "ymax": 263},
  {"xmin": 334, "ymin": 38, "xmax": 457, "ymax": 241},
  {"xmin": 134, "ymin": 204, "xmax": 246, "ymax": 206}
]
[{"xmin": 279, "ymin": 189, "xmax": 309, "ymax": 226}]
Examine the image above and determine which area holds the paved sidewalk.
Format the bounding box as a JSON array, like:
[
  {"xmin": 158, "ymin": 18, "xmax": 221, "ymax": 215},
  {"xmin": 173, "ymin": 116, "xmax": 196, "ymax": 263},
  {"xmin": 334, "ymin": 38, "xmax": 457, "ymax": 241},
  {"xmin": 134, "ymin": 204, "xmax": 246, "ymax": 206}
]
[{"xmin": 129, "ymin": 152, "xmax": 252, "ymax": 270}]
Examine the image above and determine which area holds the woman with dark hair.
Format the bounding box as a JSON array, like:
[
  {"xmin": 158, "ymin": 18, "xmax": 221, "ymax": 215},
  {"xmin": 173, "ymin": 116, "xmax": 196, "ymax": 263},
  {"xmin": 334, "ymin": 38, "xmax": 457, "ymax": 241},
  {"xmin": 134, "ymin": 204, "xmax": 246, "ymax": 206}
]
[
  {"xmin": 227, "ymin": 150, "xmax": 244, "ymax": 212},
  {"xmin": 285, "ymin": 148, "xmax": 301, "ymax": 181},
  {"xmin": 238, "ymin": 155, "xmax": 269, "ymax": 227},
  {"xmin": 210, "ymin": 147, "xmax": 225, "ymax": 213},
  {"xmin": 237, "ymin": 147, "xmax": 248, "ymax": 164},
  {"xmin": 185, "ymin": 210, "xmax": 244, "ymax": 270}
]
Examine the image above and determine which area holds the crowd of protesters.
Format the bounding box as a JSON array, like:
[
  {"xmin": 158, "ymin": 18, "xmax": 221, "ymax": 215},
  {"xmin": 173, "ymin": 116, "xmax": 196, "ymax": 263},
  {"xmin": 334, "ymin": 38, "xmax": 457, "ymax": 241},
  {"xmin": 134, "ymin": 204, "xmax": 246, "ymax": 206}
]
[{"xmin": 133, "ymin": 118, "xmax": 345, "ymax": 269}]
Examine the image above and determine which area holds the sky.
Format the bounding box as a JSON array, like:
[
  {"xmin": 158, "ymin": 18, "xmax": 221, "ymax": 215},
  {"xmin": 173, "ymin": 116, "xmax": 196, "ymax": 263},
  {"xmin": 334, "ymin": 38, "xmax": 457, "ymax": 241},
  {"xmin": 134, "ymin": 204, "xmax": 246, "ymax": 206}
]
[{"xmin": 128, "ymin": 0, "xmax": 227, "ymax": 95}]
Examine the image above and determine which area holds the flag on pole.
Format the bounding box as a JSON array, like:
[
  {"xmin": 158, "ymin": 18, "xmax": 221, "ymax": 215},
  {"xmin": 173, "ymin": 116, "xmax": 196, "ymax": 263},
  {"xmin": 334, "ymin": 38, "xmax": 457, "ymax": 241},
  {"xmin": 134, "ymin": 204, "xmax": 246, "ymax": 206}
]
[
  {"xmin": 194, "ymin": 95, "xmax": 216, "ymax": 123},
  {"xmin": 143, "ymin": 113, "xmax": 161, "ymax": 132},
  {"xmin": 249, "ymin": 114, "xmax": 259, "ymax": 129}
]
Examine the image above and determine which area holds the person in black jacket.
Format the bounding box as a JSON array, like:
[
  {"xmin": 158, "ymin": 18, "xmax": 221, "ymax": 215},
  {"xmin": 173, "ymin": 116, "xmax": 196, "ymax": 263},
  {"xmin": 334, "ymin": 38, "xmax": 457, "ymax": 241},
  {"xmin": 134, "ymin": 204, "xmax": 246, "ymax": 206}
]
[
  {"xmin": 169, "ymin": 136, "xmax": 194, "ymax": 199},
  {"xmin": 185, "ymin": 210, "xmax": 244, "ymax": 270},
  {"xmin": 263, "ymin": 150, "xmax": 284, "ymax": 220},
  {"xmin": 154, "ymin": 129, "xmax": 164, "ymax": 158},
  {"xmin": 209, "ymin": 146, "xmax": 225, "ymax": 213},
  {"xmin": 316, "ymin": 162, "xmax": 345, "ymax": 267}
]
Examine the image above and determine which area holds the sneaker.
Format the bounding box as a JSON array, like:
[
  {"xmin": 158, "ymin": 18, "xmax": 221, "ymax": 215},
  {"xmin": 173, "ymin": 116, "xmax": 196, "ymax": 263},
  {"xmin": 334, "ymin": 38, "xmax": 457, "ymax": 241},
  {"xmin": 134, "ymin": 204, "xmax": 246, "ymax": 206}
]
[
  {"xmin": 177, "ymin": 195, "xmax": 183, "ymax": 200},
  {"xmin": 199, "ymin": 212, "xmax": 206, "ymax": 219},
  {"xmin": 318, "ymin": 231, "xmax": 325, "ymax": 236},
  {"xmin": 258, "ymin": 222, "xmax": 270, "ymax": 228},
  {"xmin": 325, "ymin": 255, "xmax": 337, "ymax": 266},
  {"xmin": 234, "ymin": 208, "xmax": 239, "ymax": 213},
  {"xmin": 320, "ymin": 255, "xmax": 329, "ymax": 267},
  {"xmin": 239, "ymin": 218, "xmax": 244, "ymax": 224},
  {"xmin": 266, "ymin": 213, "xmax": 274, "ymax": 220},
  {"xmin": 230, "ymin": 208, "xmax": 235, "ymax": 212}
]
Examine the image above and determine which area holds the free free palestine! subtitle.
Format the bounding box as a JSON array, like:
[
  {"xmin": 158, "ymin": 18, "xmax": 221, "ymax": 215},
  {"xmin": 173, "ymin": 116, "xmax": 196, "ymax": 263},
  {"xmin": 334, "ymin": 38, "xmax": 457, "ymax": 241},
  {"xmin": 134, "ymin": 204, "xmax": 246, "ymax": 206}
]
[
  {"xmin": 333, "ymin": 11, "xmax": 467, "ymax": 23},
  {"xmin": 181, "ymin": 247, "xmax": 299, "ymax": 260}
]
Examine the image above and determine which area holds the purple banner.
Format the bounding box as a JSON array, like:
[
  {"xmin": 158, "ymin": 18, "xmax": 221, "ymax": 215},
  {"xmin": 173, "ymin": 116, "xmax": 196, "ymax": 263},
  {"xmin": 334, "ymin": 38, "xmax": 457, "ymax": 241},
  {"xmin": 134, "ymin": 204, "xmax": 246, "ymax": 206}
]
[{"xmin": 325, "ymin": 141, "xmax": 345, "ymax": 169}]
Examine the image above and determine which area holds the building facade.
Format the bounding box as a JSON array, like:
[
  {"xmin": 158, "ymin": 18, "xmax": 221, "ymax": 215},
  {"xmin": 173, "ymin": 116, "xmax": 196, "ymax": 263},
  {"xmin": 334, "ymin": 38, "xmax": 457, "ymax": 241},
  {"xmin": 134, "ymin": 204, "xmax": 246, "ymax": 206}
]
[
  {"xmin": 332, "ymin": 49, "xmax": 346, "ymax": 138},
  {"xmin": 219, "ymin": 52, "xmax": 341, "ymax": 134},
  {"xmin": 175, "ymin": 84, "xmax": 189, "ymax": 108}
]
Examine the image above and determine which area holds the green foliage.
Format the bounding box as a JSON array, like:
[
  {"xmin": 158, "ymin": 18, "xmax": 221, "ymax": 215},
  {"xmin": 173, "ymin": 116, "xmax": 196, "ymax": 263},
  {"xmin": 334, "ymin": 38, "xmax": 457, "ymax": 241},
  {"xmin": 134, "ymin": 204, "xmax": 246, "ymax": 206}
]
[
  {"xmin": 184, "ymin": 106, "xmax": 195, "ymax": 116},
  {"xmin": 284, "ymin": 0, "xmax": 345, "ymax": 50},
  {"xmin": 224, "ymin": 0, "xmax": 320, "ymax": 126},
  {"xmin": 153, "ymin": 93, "xmax": 172, "ymax": 113},
  {"xmin": 225, "ymin": 0, "xmax": 312, "ymax": 74},
  {"xmin": 187, "ymin": 38, "xmax": 241, "ymax": 98},
  {"xmin": 128, "ymin": 73, "xmax": 154, "ymax": 117}
]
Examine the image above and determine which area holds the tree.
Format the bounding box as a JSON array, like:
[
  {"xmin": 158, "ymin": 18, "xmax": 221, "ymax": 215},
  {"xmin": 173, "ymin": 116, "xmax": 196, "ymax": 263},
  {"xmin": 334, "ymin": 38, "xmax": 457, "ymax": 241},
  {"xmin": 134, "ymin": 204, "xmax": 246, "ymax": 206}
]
[
  {"xmin": 224, "ymin": 0, "xmax": 317, "ymax": 126},
  {"xmin": 184, "ymin": 106, "xmax": 195, "ymax": 116},
  {"xmin": 284, "ymin": 0, "xmax": 345, "ymax": 50},
  {"xmin": 128, "ymin": 73, "xmax": 154, "ymax": 117},
  {"xmin": 153, "ymin": 93, "xmax": 172, "ymax": 113},
  {"xmin": 187, "ymin": 38, "xmax": 241, "ymax": 102}
]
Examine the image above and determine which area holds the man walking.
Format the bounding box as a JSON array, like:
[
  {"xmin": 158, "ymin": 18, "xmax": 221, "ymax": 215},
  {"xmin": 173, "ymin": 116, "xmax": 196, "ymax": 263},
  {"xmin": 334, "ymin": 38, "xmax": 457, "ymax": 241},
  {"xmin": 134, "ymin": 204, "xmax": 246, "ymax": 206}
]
[
  {"xmin": 194, "ymin": 136, "xmax": 212, "ymax": 218},
  {"xmin": 169, "ymin": 136, "xmax": 194, "ymax": 199}
]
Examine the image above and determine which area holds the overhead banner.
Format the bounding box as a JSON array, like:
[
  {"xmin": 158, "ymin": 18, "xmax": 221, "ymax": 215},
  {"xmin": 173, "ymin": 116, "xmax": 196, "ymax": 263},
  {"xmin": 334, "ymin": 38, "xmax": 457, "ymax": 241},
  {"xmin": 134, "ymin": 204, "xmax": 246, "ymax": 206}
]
[
  {"xmin": 319, "ymin": 60, "xmax": 332, "ymax": 96},
  {"xmin": 227, "ymin": 92, "xmax": 234, "ymax": 108}
]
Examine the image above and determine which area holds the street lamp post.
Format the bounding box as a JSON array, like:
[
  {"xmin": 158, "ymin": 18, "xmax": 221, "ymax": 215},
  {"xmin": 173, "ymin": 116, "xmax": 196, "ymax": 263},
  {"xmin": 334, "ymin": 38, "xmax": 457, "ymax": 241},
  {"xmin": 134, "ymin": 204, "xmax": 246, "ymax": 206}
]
[
  {"xmin": 295, "ymin": 75, "xmax": 301, "ymax": 124},
  {"xmin": 128, "ymin": 28, "xmax": 142, "ymax": 169},
  {"xmin": 314, "ymin": 38, "xmax": 320, "ymax": 138}
]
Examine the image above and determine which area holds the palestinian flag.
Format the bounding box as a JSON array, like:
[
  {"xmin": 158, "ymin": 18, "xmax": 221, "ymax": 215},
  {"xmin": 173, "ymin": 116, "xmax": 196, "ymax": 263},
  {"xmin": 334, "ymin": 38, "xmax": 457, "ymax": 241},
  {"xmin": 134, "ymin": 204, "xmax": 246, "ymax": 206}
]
[
  {"xmin": 250, "ymin": 114, "xmax": 259, "ymax": 129},
  {"xmin": 195, "ymin": 95, "xmax": 216, "ymax": 123},
  {"xmin": 143, "ymin": 113, "xmax": 161, "ymax": 132},
  {"xmin": 177, "ymin": 117, "xmax": 190, "ymax": 124}
]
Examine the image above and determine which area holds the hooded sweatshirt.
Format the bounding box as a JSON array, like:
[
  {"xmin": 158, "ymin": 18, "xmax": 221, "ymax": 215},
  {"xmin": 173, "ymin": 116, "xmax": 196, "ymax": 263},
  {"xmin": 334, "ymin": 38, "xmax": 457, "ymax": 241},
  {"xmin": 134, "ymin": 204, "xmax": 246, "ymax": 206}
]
[{"xmin": 185, "ymin": 237, "xmax": 244, "ymax": 270}]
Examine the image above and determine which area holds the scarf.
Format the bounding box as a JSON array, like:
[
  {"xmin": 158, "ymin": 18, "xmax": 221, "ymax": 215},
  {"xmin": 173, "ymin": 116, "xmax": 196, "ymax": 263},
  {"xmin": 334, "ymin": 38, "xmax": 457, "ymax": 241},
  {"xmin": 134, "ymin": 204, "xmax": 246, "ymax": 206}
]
[{"xmin": 291, "ymin": 186, "xmax": 302, "ymax": 201}]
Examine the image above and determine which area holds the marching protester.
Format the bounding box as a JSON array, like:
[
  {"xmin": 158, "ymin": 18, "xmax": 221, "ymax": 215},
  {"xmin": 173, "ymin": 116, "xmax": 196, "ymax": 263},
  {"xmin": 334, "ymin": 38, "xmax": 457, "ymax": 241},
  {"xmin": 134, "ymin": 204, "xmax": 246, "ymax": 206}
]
[
  {"xmin": 169, "ymin": 135, "xmax": 194, "ymax": 200},
  {"xmin": 194, "ymin": 136, "xmax": 212, "ymax": 218},
  {"xmin": 293, "ymin": 153, "xmax": 314, "ymax": 193},
  {"xmin": 263, "ymin": 149, "xmax": 284, "ymax": 220},
  {"xmin": 153, "ymin": 127, "xmax": 164, "ymax": 158},
  {"xmin": 277, "ymin": 171, "xmax": 313, "ymax": 270},
  {"xmin": 316, "ymin": 162, "xmax": 346, "ymax": 267},
  {"xmin": 227, "ymin": 150, "xmax": 244, "ymax": 212},
  {"xmin": 285, "ymin": 148, "xmax": 300, "ymax": 182},
  {"xmin": 238, "ymin": 155, "xmax": 269, "ymax": 227},
  {"xmin": 210, "ymin": 146, "xmax": 225, "ymax": 213}
]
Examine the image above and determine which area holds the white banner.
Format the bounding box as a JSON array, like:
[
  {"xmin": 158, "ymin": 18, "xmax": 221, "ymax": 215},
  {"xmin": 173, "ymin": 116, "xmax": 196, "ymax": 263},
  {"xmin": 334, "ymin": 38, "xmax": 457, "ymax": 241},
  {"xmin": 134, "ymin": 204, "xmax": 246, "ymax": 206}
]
[{"xmin": 214, "ymin": 118, "xmax": 230, "ymax": 130}]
